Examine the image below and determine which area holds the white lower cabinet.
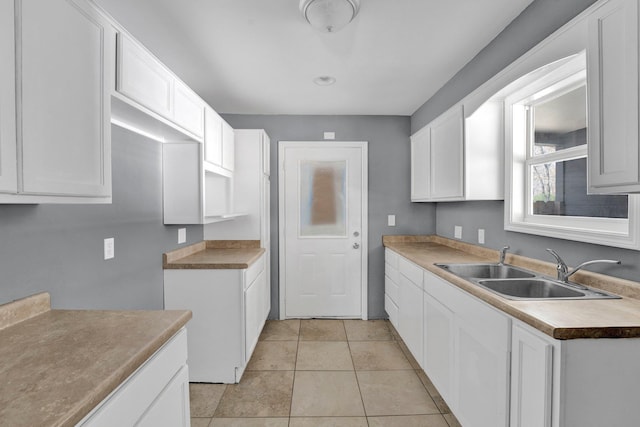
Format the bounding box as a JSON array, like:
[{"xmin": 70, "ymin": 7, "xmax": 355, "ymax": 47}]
[
  {"xmin": 163, "ymin": 253, "xmax": 268, "ymax": 383},
  {"xmin": 423, "ymin": 292, "xmax": 454, "ymax": 401},
  {"xmin": 78, "ymin": 328, "xmax": 190, "ymax": 427},
  {"xmin": 386, "ymin": 248, "xmax": 640, "ymax": 427},
  {"xmin": 510, "ymin": 323, "xmax": 553, "ymax": 427},
  {"xmin": 384, "ymin": 249, "xmax": 400, "ymax": 330}
]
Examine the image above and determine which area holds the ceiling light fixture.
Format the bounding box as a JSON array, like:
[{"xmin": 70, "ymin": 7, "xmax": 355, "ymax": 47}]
[
  {"xmin": 313, "ymin": 76, "xmax": 337, "ymax": 86},
  {"xmin": 300, "ymin": 0, "xmax": 360, "ymax": 33}
]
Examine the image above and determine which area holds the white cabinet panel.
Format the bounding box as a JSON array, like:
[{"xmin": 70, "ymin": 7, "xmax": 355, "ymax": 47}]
[
  {"xmin": 173, "ymin": 81, "xmax": 204, "ymax": 138},
  {"xmin": 204, "ymin": 108, "xmax": 223, "ymax": 167},
  {"xmin": 222, "ymin": 120, "xmax": 235, "ymax": 172},
  {"xmin": 136, "ymin": 366, "xmax": 190, "ymax": 427},
  {"xmin": 0, "ymin": 0, "xmax": 16, "ymax": 194},
  {"xmin": 384, "ymin": 273, "xmax": 399, "ymax": 304},
  {"xmin": 117, "ymin": 33, "xmax": 173, "ymax": 119},
  {"xmin": 245, "ymin": 269, "xmax": 266, "ymax": 360},
  {"xmin": 430, "ymin": 104, "xmax": 464, "ymax": 200},
  {"xmin": 510, "ymin": 323, "xmax": 553, "ymax": 427},
  {"xmin": 423, "ymin": 291, "xmax": 454, "ymax": 401},
  {"xmin": 385, "ymin": 294, "xmax": 399, "ymax": 329},
  {"xmin": 411, "ymin": 127, "xmax": 430, "ymax": 201},
  {"xmin": 398, "ymin": 274, "xmax": 423, "ymax": 366},
  {"xmin": 19, "ymin": 0, "xmax": 112, "ymax": 197},
  {"xmin": 587, "ymin": 0, "xmax": 640, "ymax": 193}
]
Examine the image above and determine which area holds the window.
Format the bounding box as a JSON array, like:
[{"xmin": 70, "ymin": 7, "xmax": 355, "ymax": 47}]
[{"xmin": 504, "ymin": 53, "xmax": 640, "ymax": 249}]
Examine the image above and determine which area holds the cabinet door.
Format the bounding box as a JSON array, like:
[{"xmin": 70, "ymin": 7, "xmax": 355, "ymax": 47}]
[
  {"xmin": 19, "ymin": 0, "xmax": 113, "ymax": 197},
  {"xmin": 454, "ymin": 309, "xmax": 510, "ymax": 427},
  {"xmin": 0, "ymin": 0, "xmax": 17, "ymax": 193},
  {"xmin": 410, "ymin": 128, "xmax": 430, "ymax": 201},
  {"xmin": 587, "ymin": 0, "xmax": 639, "ymax": 193},
  {"xmin": 423, "ymin": 292, "xmax": 454, "ymax": 402},
  {"xmin": 430, "ymin": 105, "xmax": 464, "ymax": 200},
  {"xmin": 173, "ymin": 81, "xmax": 204, "ymax": 139},
  {"xmin": 262, "ymin": 132, "xmax": 271, "ymax": 177},
  {"xmin": 117, "ymin": 33, "xmax": 173, "ymax": 119},
  {"xmin": 510, "ymin": 323, "xmax": 553, "ymax": 427},
  {"xmin": 222, "ymin": 120, "xmax": 235, "ymax": 172},
  {"xmin": 204, "ymin": 108, "xmax": 223, "ymax": 167},
  {"xmin": 137, "ymin": 366, "xmax": 190, "ymax": 427},
  {"xmin": 244, "ymin": 269, "xmax": 265, "ymax": 360},
  {"xmin": 398, "ymin": 275, "xmax": 423, "ymax": 366}
]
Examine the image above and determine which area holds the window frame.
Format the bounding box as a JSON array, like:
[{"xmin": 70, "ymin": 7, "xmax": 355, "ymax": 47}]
[{"xmin": 504, "ymin": 53, "xmax": 640, "ymax": 250}]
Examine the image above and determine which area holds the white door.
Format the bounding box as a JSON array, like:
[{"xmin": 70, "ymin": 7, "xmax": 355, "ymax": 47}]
[{"xmin": 279, "ymin": 141, "xmax": 367, "ymax": 319}]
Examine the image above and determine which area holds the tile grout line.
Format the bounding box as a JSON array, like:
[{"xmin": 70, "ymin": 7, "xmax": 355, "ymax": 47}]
[{"xmin": 343, "ymin": 320, "xmax": 371, "ymax": 426}]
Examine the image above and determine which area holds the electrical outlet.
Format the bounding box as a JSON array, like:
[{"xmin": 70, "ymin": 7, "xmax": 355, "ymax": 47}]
[
  {"xmin": 478, "ymin": 228, "xmax": 485, "ymax": 244},
  {"xmin": 104, "ymin": 238, "xmax": 114, "ymax": 260},
  {"xmin": 178, "ymin": 228, "xmax": 186, "ymax": 244},
  {"xmin": 388, "ymin": 214, "xmax": 396, "ymax": 226},
  {"xmin": 323, "ymin": 131, "xmax": 335, "ymax": 140},
  {"xmin": 454, "ymin": 226, "xmax": 463, "ymax": 239}
]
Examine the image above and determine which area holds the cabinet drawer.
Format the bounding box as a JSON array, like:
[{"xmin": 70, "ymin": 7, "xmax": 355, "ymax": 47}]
[
  {"xmin": 79, "ymin": 328, "xmax": 187, "ymax": 426},
  {"xmin": 398, "ymin": 257, "xmax": 423, "ymax": 288},
  {"xmin": 385, "ymin": 261, "xmax": 400, "ymax": 284},
  {"xmin": 385, "ymin": 294, "xmax": 398, "ymax": 329},
  {"xmin": 244, "ymin": 254, "xmax": 265, "ymax": 289},
  {"xmin": 385, "ymin": 249, "xmax": 399, "ymax": 269},
  {"xmin": 385, "ymin": 274, "xmax": 399, "ymax": 304}
]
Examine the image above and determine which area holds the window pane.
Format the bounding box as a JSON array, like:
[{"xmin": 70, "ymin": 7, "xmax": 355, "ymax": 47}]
[
  {"xmin": 533, "ymin": 85, "xmax": 587, "ymax": 155},
  {"xmin": 299, "ymin": 160, "xmax": 347, "ymax": 237},
  {"xmin": 530, "ymin": 157, "xmax": 628, "ymax": 218}
]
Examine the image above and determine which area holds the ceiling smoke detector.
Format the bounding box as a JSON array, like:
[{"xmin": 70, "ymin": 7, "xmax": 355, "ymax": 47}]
[{"xmin": 300, "ymin": 0, "xmax": 360, "ymax": 33}]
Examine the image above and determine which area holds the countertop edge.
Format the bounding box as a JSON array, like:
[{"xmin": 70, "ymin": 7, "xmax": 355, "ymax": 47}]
[{"xmin": 62, "ymin": 309, "xmax": 192, "ymax": 427}]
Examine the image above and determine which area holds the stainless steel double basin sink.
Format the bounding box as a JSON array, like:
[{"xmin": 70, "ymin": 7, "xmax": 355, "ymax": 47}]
[{"xmin": 435, "ymin": 263, "xmax": 619, "ymax": 300}]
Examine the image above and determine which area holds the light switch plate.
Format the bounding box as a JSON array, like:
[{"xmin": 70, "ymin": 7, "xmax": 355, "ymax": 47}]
[
  {"xmin": 178, "ymin": 228, "xmax": 186, "ymax": 244},
  {"xmin": 478, "ymin": 228, "xmax": 485, "ymax": 244},
  {"xmin": 454, "ymin": 226, "xmax": 463, "ymax": 239},
  {"xmin": 323, "ymin": 131, "xmax": 335, "ymax": 140},
  {"xmin": 104, "ymin": 238, "xmax": 114, "ymax": 260},
  {"xmin": 388, "ymin": 214, "xmax": 396, "ymax": 226}
]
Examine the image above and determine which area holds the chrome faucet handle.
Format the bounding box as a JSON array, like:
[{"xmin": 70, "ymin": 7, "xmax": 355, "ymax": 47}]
[
  {"xmin": 546, "ymin": 248, "xmax": 568, "ymax": 280},
  {"xmin": 499, "ymin": 246, "xmax": 510, "ymax": 265},
  {"xmin": 566, "ymin": 259, "xmax": 621, "ymax": 282}
]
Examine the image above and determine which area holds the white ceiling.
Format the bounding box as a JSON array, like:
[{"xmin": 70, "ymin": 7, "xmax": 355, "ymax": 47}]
[{"xmin": 94, "ymin": 0, "xmax": 535, "ymax": 116}]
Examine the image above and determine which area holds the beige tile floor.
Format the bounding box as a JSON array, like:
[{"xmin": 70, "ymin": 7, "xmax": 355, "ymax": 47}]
[{"xmin": 190, "ymin": 319, "xmax": 462, "ymax": 427}]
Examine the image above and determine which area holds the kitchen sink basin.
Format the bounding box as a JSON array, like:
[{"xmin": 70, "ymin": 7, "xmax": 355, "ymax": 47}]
[
  {"xmin": 435, "ymin": 263, "xmax": 535, "ymax": 279},
  {"xmin": 435, "ymin": 262, "xmax": 620, "ymax": 300},
  {"xmin": 475, "ymin": 278, "xmax": 619, "ymax": 300}
]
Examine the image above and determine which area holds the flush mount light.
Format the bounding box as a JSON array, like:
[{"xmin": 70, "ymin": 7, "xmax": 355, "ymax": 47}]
[
  {"xmin": 300, "ymin": 0, "xmax": 360, "ymax": 33},
  {"xmin": 313, "ymin": 76, "xmax": 337, "ymax": 86}
]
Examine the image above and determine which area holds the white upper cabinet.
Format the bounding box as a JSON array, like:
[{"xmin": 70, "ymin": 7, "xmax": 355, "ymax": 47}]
[
  {"xmin": 410, "ymin": 127, "xmax": 430, "ymax": 201},
  {"xmin": 429, "ymin": 104, "xmax": 464, "ymax": 201},
  {"xmin": 222, "ymin": 120, "xmax": 235, "ymax": 172},
  {"xmin": 587, "ymin": 0, "xmax": 640, "ymax": 193},
  {"xmin": 173, "ymin": 80, "xmax": 205, "ymax": 139},
  {"xmin": 115, "ymin": 32, "xmax": 205, "ymax": 141},
  {"xmin": 0, "ymin": 0, "xmax": 114, "ymax": 203},
  {"xmin": 116, "ymin": 33, "xmax": 173, "ymax": 120},
  {"xmin": 0, "ymin": 0, "xmax": 17, "ymax": 194},
  {"xmin": 204, "ymin": 107, "xmax": 223, "ymax": 167},
  {"xmin": 411, "ymin": 101, "xmax": 503, "ymax": 202}
]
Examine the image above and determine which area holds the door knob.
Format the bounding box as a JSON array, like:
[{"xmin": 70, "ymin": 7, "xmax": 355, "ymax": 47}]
[
  {"xmin": 353, "ymin": 243, "xmax": 360, "ymax": 249},
  {"xmin": 353, "ymin": 231, "xmax": 360, "ymax": 237}
]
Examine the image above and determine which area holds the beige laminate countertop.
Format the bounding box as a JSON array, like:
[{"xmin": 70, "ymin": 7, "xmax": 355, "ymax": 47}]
[
  {"xmin": 163, "ymin": 240, "xmax": 265, "ymax": 269},
  {"xmin": 0, "ymin": 292, "xmax": 191, "ymax": 427},
  {"xmin": 384, "ymin": 235, "xmax": 640, "ymax": 340}
]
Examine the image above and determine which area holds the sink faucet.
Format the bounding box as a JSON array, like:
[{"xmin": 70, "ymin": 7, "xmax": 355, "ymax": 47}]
[
  {"xmin": 545, "ymin": 248, "xmax": 621, "ymax": 283},
  {"xmin": 499, "ymin": 246, "xmax": 510, "ymax": 265}
]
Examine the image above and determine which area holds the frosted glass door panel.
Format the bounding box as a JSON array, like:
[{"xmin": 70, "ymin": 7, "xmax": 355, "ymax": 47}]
[{"xmin": 299, "ymin": 160, "xmax": 346, "ymax": 237}]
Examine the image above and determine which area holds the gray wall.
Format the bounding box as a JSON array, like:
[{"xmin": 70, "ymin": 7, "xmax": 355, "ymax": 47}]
[
  {"xmin": 412, "ymin": 0, "xmax": 598, "ymax": 133},
  {"xmin": 0, "ymin": 126, "xmax": 203, "ymax": 309},
  {"xmin": 221, "ymin": 114, "xmax": 435, "ymax": 319},
  {"xmin": 414, "ymin": 0, "xmax": 640, "ymax": 281}
]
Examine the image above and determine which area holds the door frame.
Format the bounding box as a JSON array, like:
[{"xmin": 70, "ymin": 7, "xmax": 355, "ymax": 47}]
[{"xmin": 278, "ymin": 141, "xmax": 368, "ymax": 320}]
